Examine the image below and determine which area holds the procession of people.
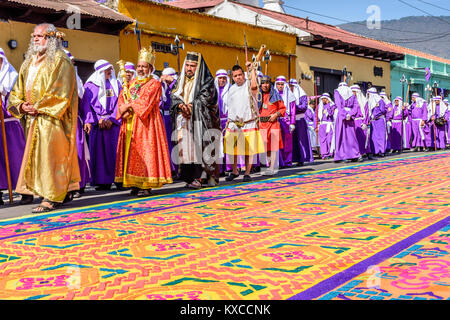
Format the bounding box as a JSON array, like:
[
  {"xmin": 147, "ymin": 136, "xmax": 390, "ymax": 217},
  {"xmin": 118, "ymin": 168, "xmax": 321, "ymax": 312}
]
[{"xmin": 1, "ymin": 24, "xmax": 449, "ymax": 211}]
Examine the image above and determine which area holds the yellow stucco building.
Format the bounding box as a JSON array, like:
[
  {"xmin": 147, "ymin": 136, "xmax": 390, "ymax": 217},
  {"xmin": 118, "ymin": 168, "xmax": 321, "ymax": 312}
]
[
  {"xmin": 296, "ymin": 46, "xmax": 393, "ymax": 97},
  {"xmin": 118, "ymin": 0, "xmax": 297, "ymax": 80}
]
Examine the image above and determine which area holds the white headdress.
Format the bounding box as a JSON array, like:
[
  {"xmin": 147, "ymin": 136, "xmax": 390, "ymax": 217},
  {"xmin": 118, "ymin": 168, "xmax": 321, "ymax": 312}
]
[
  {"xmin": 162, "ymin": 67, "xmax": 178, "ymax": 81},
  {"xmin": 124, "ymin": 62, "xmax": 137, "ymax": 80},
  {"xmin": 289, "ymin": 78, "xmax": 307, "ymax": 105},
  {"xmin": 215, "ymin": 69, "xmax": 231, "ymax": 96},
  {"xmin": 380, "ymin": 91, "xmax": 391, "ymax": 105},
  {"xmin": 85, "ymin": 59, "xmax": 119, "ymax": 109},
  {"xmin": 317, "ymin": 92, "xmax": 335, "ymax": 121},
  {"xmin": 367, "ymin": 87, "xmax": 382, "ymax": 117},
  {"xmin": 336, "ymin": 82, "xmax": 353, "ymax": 101},
  {"xmin": 430, "ymin": 96, "xmax": 446, "ymax": 118},
  {"xmin": 350, "ymin": 84, "xmax": 367, "ymax": 118},
  {"xmin": 276, "ymin": 76, "xmax": 296, "ymax": 115}
]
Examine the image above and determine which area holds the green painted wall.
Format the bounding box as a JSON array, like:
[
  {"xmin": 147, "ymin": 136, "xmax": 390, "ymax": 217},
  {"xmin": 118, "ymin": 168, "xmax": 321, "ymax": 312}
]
[{"xmin": 391, "ymin": 54, "xmax": 449, "ymax": 103}]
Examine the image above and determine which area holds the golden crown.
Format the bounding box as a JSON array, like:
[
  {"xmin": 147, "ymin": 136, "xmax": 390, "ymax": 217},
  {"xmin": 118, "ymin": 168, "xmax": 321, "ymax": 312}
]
[{"xmin": 138, "ymin": 46, "xmax": 156, "ymax": 66}]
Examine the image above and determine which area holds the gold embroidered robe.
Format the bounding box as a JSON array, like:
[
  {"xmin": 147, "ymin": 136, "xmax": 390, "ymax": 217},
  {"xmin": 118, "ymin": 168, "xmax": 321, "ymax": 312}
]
[{"xmin": 7, "ymin": 49, "xmax": 80, "ymax": 202}]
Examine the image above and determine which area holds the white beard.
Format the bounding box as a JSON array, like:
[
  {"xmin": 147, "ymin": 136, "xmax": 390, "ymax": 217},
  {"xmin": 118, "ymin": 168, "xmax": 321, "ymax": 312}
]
[
  {"xmin": 137, "ymin": 74, "xmax": 150, "ymax": 80},
  {"xmin": 33, "ymin": 44, "xmax": 47, "ymax": 54}
]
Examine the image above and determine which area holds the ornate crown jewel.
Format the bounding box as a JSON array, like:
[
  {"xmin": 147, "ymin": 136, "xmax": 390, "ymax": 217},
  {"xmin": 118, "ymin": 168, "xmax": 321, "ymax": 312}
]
[{"xmin": 138, "ymin": 46, "xmax": 156, "ymax": 66}]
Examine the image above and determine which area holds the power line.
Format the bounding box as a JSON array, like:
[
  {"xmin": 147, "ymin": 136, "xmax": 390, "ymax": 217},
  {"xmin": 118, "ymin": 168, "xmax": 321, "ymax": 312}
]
[
  {"xmin": 397, "ymin": 0, "xmax": 450, "ymax": 25},
  {"xmin": 283, "ymin": 4, "xmax": 450, "ymax": 37},
  {"xmin": 416, "ymin": 0, "xmax": 450, "ymax": 13}
]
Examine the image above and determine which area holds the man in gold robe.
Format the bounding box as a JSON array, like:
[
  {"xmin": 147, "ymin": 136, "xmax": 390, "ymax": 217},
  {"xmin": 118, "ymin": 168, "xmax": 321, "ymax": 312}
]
[
  {"xmin": 115, "ymin": 47, "xmax": 172, "ymax": 197},
  {"xmin": 8, "ymin": 23, "xmax": 80, "ymax": 213}
]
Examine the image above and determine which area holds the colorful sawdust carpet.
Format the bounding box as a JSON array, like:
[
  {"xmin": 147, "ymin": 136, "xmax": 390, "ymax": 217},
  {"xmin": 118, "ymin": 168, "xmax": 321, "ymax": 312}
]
[{"xmin": 0, "ymin": 152, "xmax": 448, "ymax": 300}]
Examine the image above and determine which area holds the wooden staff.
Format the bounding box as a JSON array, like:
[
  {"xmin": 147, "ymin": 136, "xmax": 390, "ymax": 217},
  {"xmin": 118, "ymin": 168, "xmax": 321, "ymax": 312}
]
[
  {"xmin": 432, "ymin": 99, "xmax": 438, "ymax": 152},
  {"xmin": 314, "ymin": 79, "xmax": 319, "ymax": 145},
  {"xmin": 0, "ymin": 108, "xmax": 13, "ymax": 204},
  {"xmin": 426, "ymin": 86, "xmax": 437, "ymax": 152}
]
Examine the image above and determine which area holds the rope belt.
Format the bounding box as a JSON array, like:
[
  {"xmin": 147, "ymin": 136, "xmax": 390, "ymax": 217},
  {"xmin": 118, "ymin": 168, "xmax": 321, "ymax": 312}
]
[{"xmin": 227, "ymin": 117, "xmax": 258, "ymax": 129}]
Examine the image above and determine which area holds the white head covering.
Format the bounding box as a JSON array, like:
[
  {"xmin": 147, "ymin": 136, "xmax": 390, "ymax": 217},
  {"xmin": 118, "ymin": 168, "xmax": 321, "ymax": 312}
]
[
  {"xmin": 430, "ymin": 96, "xmax": 446, "ymax": 118},
  {"xmin": 380, "ymin": 91, "xmax": 391, "ymax": 105},
  {"xmin": 215, "ymin": 69, "xmax": 231, "ymax": 95},
  {"xmin": 275, "ymin": 76, "xmax": 296, "ymax": 115},
  {"xmin": 289, "ymin": 78, "xmax": 307, "ymax": 105},
  {"xmin": 162, "ymin": 67, "xmax": 178, "ymax": 81},
  {"xmin": 0, "ymin": 48, "xmax": 18, "ymax": 106},
  {"xmin": 350, "ymin": 84, "xmax": 367, "ymax": 118},
  {"xmin": 124, "ymin": 62, "xmax": 137, "ymax": 80},
  {"xmin": 393, "ymin": 96, "xmax": 404, "ymax": 117},
  {"xmin": 336, "ymin": 82, "xmax": 353, "ymax": 100},
  {"xmin": 317, "ymin": 92, "xmax": 335, "ymax": 121},
  {"xmin": 160, "ymin": 67, "xmax": 179, "ymax": 103},
  {"xmin": 63, "ymin": 49, "xmax": 84, "ymax": 99},
  {"xmin": 86, "ymin": 59, "xmax": 119, "ymax": 109},
  {"xmin": 412, "ymin": 92, "xmax": 426, "ymax": 112},
  {"xmin": 367, "ymin": 87, "xmax": 383, "ymax": 118}
]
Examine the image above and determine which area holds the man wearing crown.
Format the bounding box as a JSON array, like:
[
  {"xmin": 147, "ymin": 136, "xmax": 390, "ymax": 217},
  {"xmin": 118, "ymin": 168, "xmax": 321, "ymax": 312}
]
[
  {"xmin": 7, "ymin": 23, "xmax": 80, "ymax": 212},
  {"xmin": 170, "ymin": 52, "xmax": 220, "ymax": 189},
  {"xmin": 115, "ymin": 47, "xmax": 172, "ymax": 197}
]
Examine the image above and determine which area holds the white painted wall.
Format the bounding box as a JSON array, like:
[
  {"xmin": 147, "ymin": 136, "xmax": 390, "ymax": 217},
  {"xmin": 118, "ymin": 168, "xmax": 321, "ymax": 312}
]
[
  {"xmin": 207, "ymin": 1, "xmax": 310, "ymax": 38},
  {"xmin": 262, "ymin": 0, "xmax": 285, "ymax": 13}
]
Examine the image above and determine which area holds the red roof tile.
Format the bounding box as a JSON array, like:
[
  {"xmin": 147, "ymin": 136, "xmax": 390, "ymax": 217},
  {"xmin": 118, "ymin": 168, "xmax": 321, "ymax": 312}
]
[
  {"xmin": 168, "ymin": 0, "xmax": 449, "ymax": 63},
  {"xmin": 5, "ymin": 0, "xmax": 133, "ymax": 22}
]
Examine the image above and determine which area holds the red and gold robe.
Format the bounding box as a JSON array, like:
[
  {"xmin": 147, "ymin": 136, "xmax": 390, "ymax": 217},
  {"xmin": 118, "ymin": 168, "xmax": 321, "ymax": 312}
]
[
  {"xmin": 115, "ymin": 77, "xmax": 172, "ymax": 189},
  {"xmin": 259, "ymin": 93, "xmax": 286, "ymax": 151}
]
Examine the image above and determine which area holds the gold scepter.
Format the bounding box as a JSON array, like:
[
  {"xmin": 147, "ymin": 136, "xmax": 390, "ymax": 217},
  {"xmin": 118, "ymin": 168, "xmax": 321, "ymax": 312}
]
[{"xmin": 117, "ymin": 60, "xmax": 133, "ymax": 119}]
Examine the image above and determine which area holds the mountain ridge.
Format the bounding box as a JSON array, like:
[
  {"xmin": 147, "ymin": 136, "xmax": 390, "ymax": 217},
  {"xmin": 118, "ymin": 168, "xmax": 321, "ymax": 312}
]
[{"xmin": 339, "ymin": 16, "xmax": 450, "ymax": 60}]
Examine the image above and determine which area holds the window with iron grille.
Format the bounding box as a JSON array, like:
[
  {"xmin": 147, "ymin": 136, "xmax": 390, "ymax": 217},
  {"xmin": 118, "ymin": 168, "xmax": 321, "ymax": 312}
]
[{"xmin": 151, "ymin": 42, "xmax": 177, "ymax": 55}]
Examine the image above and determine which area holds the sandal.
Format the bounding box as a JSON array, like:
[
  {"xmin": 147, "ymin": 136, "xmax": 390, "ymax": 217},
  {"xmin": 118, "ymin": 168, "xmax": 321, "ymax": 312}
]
[
  {"xmin": 186, "ymin": 180, "xmax": 202, "ymax": 190},
  {"xmin": 137, "ymin": 189, "xmax": 152, "ymax": 198},
  {"xmin": 32, "ymin": 200, "xmax": 56, "ymax": 214}
]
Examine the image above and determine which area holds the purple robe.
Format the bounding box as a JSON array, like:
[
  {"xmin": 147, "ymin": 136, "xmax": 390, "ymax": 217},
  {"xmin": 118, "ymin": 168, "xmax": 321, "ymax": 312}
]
[
  {"xmin": 161, "ymin": 80, "xmax": 177, "ymax": 172},
  {"xmin": 387, "ymin": 103, "xmax": 408, "ymax": 151},
  {"xmin": 76, "ymin": 97, "xmax": 90, "ymax": 189},
  {"xmin": 0, "ymin": 95, "xmax": 25, "ymax": 190},
  {"xmin": 405, "ymin": 106, "xmax": 412, "ymax": 149},
  {"xmin": 292, "ymin": 95, "xmax": 314, "ymax": 163},
  {"xmin": 318, "ymin": 103, "xmax": 336, "ymax": 159},
  {"xmin": 305, "ymin": 106, "xmax": 318, "ymax": 149},
  {"xmin": 82, "ymin": 80, "xmax": 121, "ymax": 186},
  {"xmin": 333, "ymin": 91, "xmax": 361, "ymax": 161},
  {"xmin": 433, "ymin": 104, "xmax": 447, "ymax": 149},
  {"xmin": 446, "ymin": 107, "xmax": 450, "ymax": 145},
  {"xmin": 385, "ymin": 102, "xmax": 393, "ymax": 150},
  {"xmin": 410, "ymin": 101, "xmax": 428, "ymax": 148},
  {"xmin": 279, "ymin": 95, "xmax": 296, "ymax": 167},
  {"xmin": 354, "ymin": 102, "xmax": 370, "ymax": 155},
  {"xmin": 369, "ymin": 99, "xmax": 387, "ymax": 155}
]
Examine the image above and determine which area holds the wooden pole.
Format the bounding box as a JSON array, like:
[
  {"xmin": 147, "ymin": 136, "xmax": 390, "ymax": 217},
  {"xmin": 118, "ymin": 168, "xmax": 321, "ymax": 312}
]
[
  {"xmin": 314, "ymin": 79, "xmax": 319, "ymax": 145},
  {"xmin": 0, "ymin": 108, "xmax": 13, "ymax": 204}
]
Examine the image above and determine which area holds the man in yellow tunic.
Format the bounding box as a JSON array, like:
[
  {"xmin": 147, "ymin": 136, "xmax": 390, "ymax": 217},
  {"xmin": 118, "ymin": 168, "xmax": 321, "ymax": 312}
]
[
  {"xmin": 8, "ymin": 23, "xmax": 80, "ymax": 213},
  {"xmin": 115, "ymin": 47, "xmax": 172, "ymax": 197}
]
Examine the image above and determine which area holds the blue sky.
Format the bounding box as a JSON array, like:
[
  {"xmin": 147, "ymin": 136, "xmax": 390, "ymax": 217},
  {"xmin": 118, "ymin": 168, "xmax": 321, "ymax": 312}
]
[{"xmin": 270, "ymin": 0, "xmax": 450, "ymax": 25}]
